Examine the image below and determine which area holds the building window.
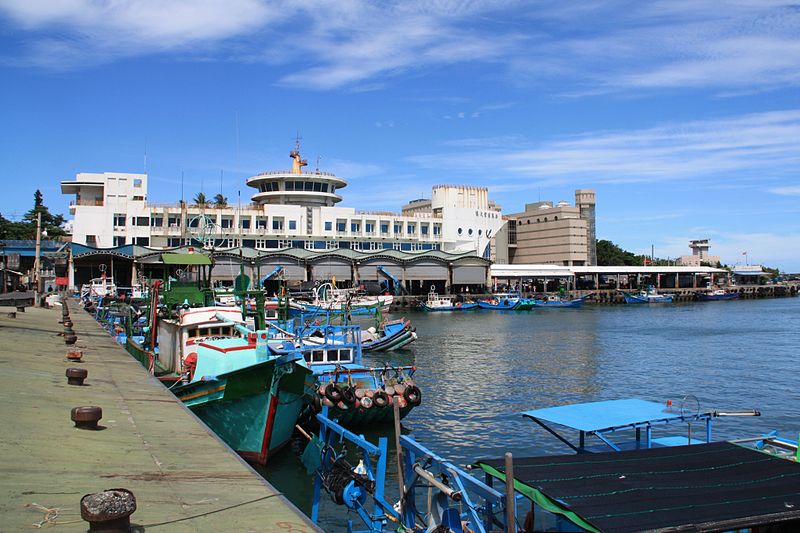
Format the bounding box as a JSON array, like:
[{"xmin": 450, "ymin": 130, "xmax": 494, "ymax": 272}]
[
  {"xmin": 468, "ymin": 228, "xmax": 473, "ymax": 236},
  {"xmin": 351, "ymin": 222, "xmax": 360, "ymax": 233},
  {"xmin": 132, "ymin": 196, "xmax": 145, "ymax": 201},
  {"xmin": 113, "ymin": 214, "xmax": 126, "ymax": 226},
  {"xmin": 256, "ymin": 217, "xmax": 267, "ymax": 230},
  {"xmin": 133, "ymin": 179, "xmax": 142, "ymax": 187},
  {"xmin": 433, "ymin": 225, "xmax": 441, "ymax": 235},
  {"xmin": 380, "ymin": 223, "xmax": 389, "ymax": 235},
  {"xmin": 324, "ymin": 221, "xmax": 332, "ymax": 231},
  {"xmin": 351, "ymin": 241, "xmax": 361, "ymax": 250},
  {"xmin": 457, "ymin": 228, "xmax": 462, "ymax": 235},
  {"xmin": 321, "ymin": 184, "xmax": 329, "ymax": 193},
  {"xmin": 113, "ymin": 236, "xmax": 125, "ymax": 246},
  {"xmin": 421, "ymin": 225, "xmax": 429, "ymax": 235},
  {"xmin": 407, "ymin": 223, "xmax": 415, "ymax": 234},
  {"xmin": 272, "ymin": 218, "xmax": 283, "ymax": 231},
  {"xmin": 394, "ymin": 223, "xmax": 402, "ymax": 234},
  {"xmin": 289, "ymin": 220, "xmax": 297, "ymax": 230},
  {"xmin": 134, "ymin": 216, "xmax": 149, "ymax": 226},
  {"xmin": 221, "ymin": 217, "xmax": 233, "ymax": 229},
  {"xmin": 134, "ymin": 237, "xmax": 150, "ymax": 246},
  {"xmin": 255, "ymin": 239, "xmax": 268, "ymax": 250},
  {"xmin": 336, "ymin": 221, "xmax": 346, "ymax": 232},
  {"xmin": 168, "ymin": 215, "xmax": 181, "ymax": 227},
  {"xmin": 365, "ymin": 223, "xmax": 375, "ymax": 234},
  {"xmin": 150, "ymin": 217, "xmax": 163, "ymax": 227},
  {"xmin": 240, "ymin": 217, "xmax": 251, "ymax": 229}
]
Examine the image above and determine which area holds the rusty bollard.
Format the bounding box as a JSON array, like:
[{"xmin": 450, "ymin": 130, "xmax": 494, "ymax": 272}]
[
  {"xmin": 66, "ymin": 368, "xmax": 88, "ymax": 386},
  {"xmin": 71, "ymin": 406, "xmax": 102, "ymax": 430},
  {"xmin": 80, "ymin": 488, "xmax": 136, "ymax": 532},
  {"xmin": 66, "ymin": 349, "xmax": 83, "ymax": 362},
  {"xmin": 64, "ymin": 322, "xmax": 78, "ymax": 345}
]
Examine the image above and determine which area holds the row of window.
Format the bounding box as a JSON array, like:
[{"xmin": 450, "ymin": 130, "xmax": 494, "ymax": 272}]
[
  {"xmin": 304, "ymin": 348, "xmax": 352, "ymax": 364},
  {"xmin": 163, "ymin": 237, "xmax": 441, "ymax": 252},
  {"xmin": 457, "ymin": 227, "xmax": 489, "ymax": 237},
  {"xmin": 256, "ymin": 180, "xmax": 335, "ymax": 193},
  {"xmin": 324, "ymin": 221, "xmax": 440, "ymax": 236}
]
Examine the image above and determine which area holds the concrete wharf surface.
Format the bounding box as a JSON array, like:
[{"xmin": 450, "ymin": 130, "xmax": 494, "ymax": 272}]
[{"xmin": 0, "ymin": 304, "xmax": 320, "ymax": 532}]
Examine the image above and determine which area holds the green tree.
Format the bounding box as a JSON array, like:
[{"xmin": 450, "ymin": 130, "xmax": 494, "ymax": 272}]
[
  {"xmin": 0, "ymin": 213, "xmax": 33, "ymax": 239},
  {"xmin": 22, "ymin": 190, "xmax": 66, "ymax": 238},
  {"xmin": 193, "ymin": 192, "xmax": 209, "ymax": 207},
  {"xmin": 596, "ymin": 239, "xmax": 646, "ymax": 266},
  {"xmin": 213, "ymin": 194, "xmax": 228, "ymax": 208}
]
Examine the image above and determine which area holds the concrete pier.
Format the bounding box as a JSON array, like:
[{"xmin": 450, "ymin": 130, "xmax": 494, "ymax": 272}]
[{"xmin": 0, "ymin": 304, "xmax": 320, "ymax": 532}]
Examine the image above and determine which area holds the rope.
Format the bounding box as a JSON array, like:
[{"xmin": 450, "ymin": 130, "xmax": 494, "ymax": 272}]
[{"xmin": 142, "ymin": 493, "xmax": 283, "ymax": 528}]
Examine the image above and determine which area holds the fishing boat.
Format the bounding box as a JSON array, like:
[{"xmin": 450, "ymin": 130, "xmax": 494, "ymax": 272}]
[
  {"xmin": 80, "ymin": 274, "xmax": 117, "ymax": 302},
  {"xmin": 530, "ymin": 294, "xmax": 587, "ymax": 308},
  {"xmin": 419, "ymin": 288, "xmax": 477, "ymax": 311},
  {"xmin": 125, "ymin": 253, "xmax": 247, "ymax": 381},
  {"xmin": 477, "ymin": 292, "xmax": 522, "ymax": 310},
  {"xmin": 265, "ymin": 319, "xmax": 421, "ymax": 426},
  {"xmin": 360, "ymin": 317, "xmax": 417, "ymax": 352},
  {"xmin": 621, "ymin": 286, "xmax": 674, "ymax": 304},
  {"xmin": 171, "ymin": 329, "xmax": 311, "ymax": 466},
  {"xmin": 697, "ymin": 286, "xmax": 740, "ymax": 301},
  {"xmin": 473, "ymin": 397, "xmax": 800, "ymax": 533},
  {"xmin": 294, "ymin": 282, "xmax": 393, "ymax": 316}
]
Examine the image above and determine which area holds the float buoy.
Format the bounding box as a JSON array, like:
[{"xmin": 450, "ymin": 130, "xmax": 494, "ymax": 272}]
[
  {"xmin": 373, "ymin": 390, "xmax": 389, "ymax": 408},
  {"xmin": 404, "ymin": 385, "xmax": 422, "ymax": 406},
  {"xmin": 324, "ymin": 382, "xmax": 343, "ymax": 403}
]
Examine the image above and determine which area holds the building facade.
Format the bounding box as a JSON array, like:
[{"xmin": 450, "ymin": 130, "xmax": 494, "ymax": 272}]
[
  {"xmin": 498, "ymin": 189, "xmax": 596, "ymax": 266},
  {"xmin": 62, "ymin": 146, "xmax": 506, "ymax": 260},
  {"xmin": 677, "ymin": 239, "xmax": 721, "ymax": 267}
]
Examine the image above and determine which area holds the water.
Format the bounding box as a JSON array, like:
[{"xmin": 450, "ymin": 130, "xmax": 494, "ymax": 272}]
[{"xmin": 263, "ymin": 297, "xmax": 800, "ymax": 530}]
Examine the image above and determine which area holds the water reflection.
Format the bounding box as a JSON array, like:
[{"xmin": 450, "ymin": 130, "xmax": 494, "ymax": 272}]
[{"xmin": 263, "ymin": 297, "xmax": 800, "ymax": 531}]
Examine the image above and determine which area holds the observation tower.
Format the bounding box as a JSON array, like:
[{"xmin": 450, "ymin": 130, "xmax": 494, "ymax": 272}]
[{"xmin": 246, "ymin": 142, "xmax": 347, "ymax": 207}]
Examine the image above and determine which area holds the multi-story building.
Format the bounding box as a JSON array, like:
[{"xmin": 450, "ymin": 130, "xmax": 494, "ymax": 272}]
[
  {"xmin": 677, "ymin": 239, "xmax": 721, "ymax": 267},
  {"xmin": 62, "ymin": 146, "xmax": 506, "ymax": 258},
  {"xmin": 495, "ymin": 189, "xmax": 596, "ymax": 266}
]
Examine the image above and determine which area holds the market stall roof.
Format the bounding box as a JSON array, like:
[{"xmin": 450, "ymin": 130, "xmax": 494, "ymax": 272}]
[
  {"xmin": 160, "ymin": 253, "xmax": 212, "ymax": 265},
  {"xmin": 477, "ymin": 442, "xmax": 800, "ymax": 533}
]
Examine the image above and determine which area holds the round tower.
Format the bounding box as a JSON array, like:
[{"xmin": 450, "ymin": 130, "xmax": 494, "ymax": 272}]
[{"xmin": 246, "ymin": 143, "xmax": 346, "ymax": 207}]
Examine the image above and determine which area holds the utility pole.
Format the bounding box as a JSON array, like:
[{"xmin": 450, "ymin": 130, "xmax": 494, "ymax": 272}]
[{"xmin": 34, "ymin": 211, "xmax": 42, "ymax": 307}]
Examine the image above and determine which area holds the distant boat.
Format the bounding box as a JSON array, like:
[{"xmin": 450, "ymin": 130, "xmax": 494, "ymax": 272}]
[
  {"xmin": 531, "ymin": 294, "xmax": 588, "ymax": 308},
  {"xmin": 419, "ymin": 288, "xmax": 477, "ymax": 311},
  {"xmin": 477, "ymin": 291, "xmax": 522, "ymax": 310},
  {"xmin": 697, "ymin": 288, "xmax": 740, "ymax": 301},
  {"xmin": 622, "ymin": 287, "xmax": 674, "ymax": 304}
]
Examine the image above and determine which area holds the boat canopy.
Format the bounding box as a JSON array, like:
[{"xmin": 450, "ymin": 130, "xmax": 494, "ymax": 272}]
[
  {"xmin": 522, "ymin": 398, "xmax": 714, "ymax": 452},
  {"xmin": 476, "ymin": 442, "xmax": 800, "ymax": 533},
  {"xmin": 161, "ymin": 253, "xmax": 212, "ymax": 265}
]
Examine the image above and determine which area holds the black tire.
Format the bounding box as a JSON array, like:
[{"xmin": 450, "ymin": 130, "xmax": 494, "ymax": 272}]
[
  {"xmin": 342, "ymin": 386, "xmax": 357, "ymax": 406},
  {"xmin": 404, "ymin": 385, "xmax": 422, "ymax": 406},
  {"xmin": 373, "ymin": 390, "xmax": 389, "ymax": 408},
  {"xmin": 324, "ymin": 383, "xmax": 343, "ymax": 403},
  {"xmin": 312, "ymin": 394, "xmax": 322, "ymax": 413}
]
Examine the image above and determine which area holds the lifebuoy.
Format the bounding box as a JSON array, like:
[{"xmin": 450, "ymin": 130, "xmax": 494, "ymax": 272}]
[
  {"xmin": 373, "ymin": 390, "xmax": 389, "ymax": 408},
  {"xmin": 404, "ymin": 385, "xmax": 422, "ymax": 406},
  {"xmin": 361, "ymin": 396, "xmax": 374, "ymax": 409},
  {"xmin": 324, "ymin": 382, "xmax": 343, "ymax": 403}
]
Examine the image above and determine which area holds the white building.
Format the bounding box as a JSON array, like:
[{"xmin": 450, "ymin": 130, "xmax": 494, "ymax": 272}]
[
  {"xmin": 62, "ymin": 145, "xmax": 506, "ymax": 258},
  {"xmin": 677, "ymin": 239, "xmax": 721, "ymax": 267}
]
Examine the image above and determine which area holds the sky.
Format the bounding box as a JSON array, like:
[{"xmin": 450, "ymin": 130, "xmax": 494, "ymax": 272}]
[{"xmin": 1, "ymin": 0, "xmax": 799, "ymax": 270}]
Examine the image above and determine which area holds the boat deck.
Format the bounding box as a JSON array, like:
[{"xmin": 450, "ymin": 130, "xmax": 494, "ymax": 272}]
[{"xmin": 0, "ymin": 304, "xmax": 319, "ymax": 532}]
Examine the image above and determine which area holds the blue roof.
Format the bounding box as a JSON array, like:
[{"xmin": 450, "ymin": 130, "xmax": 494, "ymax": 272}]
[{"xmin": 521, "ymin": 398, "xmax": 707, "ymax": 432}]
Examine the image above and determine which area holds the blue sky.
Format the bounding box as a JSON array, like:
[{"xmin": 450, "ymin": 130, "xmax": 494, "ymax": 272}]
[{"xmin": 1, "ymin": 1, "xmax": 799, "ymax": 269}]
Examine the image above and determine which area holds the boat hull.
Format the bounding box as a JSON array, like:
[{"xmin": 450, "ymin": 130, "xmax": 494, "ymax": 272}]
[
  {"xmin": 531, "ymin": 298, "xmax": 585, "ymax": 308},
  {"xmin": 174, "ymin": 359, "xmax": 309, "ymax": 465},
  {"xmin": 622, "ymin": 292, "xmax": 674, "ymax": 304},
  {"xmin": 420, "ymin": 302, "xmax": 478, "ymax": 312},
  {"xmin": 697, "ymin": 292, "xmax": 740, "ymax": 301},
  {"xmin": 477, "ymin": 300, "xmax": 520, "ymax": 310}
]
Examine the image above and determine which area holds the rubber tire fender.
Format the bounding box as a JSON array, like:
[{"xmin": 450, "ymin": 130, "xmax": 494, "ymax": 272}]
[
  {"xmin": 404, "ymin": 385, "xmax": 422, "ymax": 406},
  {"xmin": 342, "ymin": 386, "xmax": 357, "ymax": 406},
  {"xmin": 324, "ymin": 382, "xmax": 343, "ymax": 403},
  {"xmin": 373, "ymin": 390, "xmax": 389, "ymax": 408}
]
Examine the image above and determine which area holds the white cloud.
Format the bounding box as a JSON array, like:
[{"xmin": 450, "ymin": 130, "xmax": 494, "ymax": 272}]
[
  {"xmin": 408, "ymin": 109, "xmax": 800, "ymax": 184},
  {"xmin": 656, "ymin": 232, "xmax": 800, "ymax": 270},
  {"xmin": 769, "ymin": 186, "xmax": 800, "ymax": 196}
]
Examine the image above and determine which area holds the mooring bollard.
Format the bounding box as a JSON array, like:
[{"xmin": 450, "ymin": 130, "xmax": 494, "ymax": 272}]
[
  {"xmin": 66, "ymin": 368, "xmax": 88, "ymax": 386},
  {"xmin": 80, "ymin": 488, "xmax": 136, "ymax": 532},
  {"xmin": 71, "ymin": 406, "xmax": 102, "ymax": 430}
]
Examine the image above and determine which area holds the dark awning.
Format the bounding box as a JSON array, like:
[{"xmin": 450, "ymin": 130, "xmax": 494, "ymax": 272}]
[{"xmin": 477, "ymin": 442, "xmax": 800, "ymax": 533}]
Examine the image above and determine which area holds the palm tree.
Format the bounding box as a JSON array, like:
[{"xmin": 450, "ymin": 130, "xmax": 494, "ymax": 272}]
[
  {"xmin": 193, "ymin": 192, "xmax": 209, "ymax": 207},
  {"xmin": 213, "ymin": 194, "xmax": 228, "ymax": 208}
]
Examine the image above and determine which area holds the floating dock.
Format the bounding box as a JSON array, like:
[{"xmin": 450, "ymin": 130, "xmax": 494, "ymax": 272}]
[{"xmin": 0, "ymin": 304, "xmax": 320, "ymax": 532}]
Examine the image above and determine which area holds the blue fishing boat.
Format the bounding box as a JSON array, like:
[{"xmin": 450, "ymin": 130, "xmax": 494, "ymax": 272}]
[
  {"xmin": 172, "ymin": 333, "xmax": 311, "ymax": 466},
  {"xmin": 531, "ymin": 294, "xmax": 588, "ymax": 308},
  {"xmin": 263, "ymin": 318, "xmax": 422, "ymax": 426},
  {"xmin": 621, "ymin": 286, "xmax": 673, "ymax": 304},
  {"xmin": 419, "ymin": 288, "xmax": 478, "ymax": 311},
  {"xmin": 477, "ymin": 292, "xmax": 522, "ymax": 310},
  {"xmin": 361, "ymin": 317, "xmax": 417, "ymax": 352},
  {"xmin": 697, "ymin": 287, "xmax": 740, "ymax": 301},
  {"xmin": 473, "ymin": 397, "xmax": 799, "ymax": 533}
]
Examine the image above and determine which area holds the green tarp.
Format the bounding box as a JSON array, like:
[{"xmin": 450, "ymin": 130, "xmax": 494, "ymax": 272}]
[{"xmin": 160, "ymin": 253, "xmax": 213, "ymax": 265}]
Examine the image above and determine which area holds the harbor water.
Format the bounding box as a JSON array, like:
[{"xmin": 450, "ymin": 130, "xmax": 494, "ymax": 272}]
[{"xmin": 263, "ymin": 296, "xmax": 800, "ymax": 530}]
